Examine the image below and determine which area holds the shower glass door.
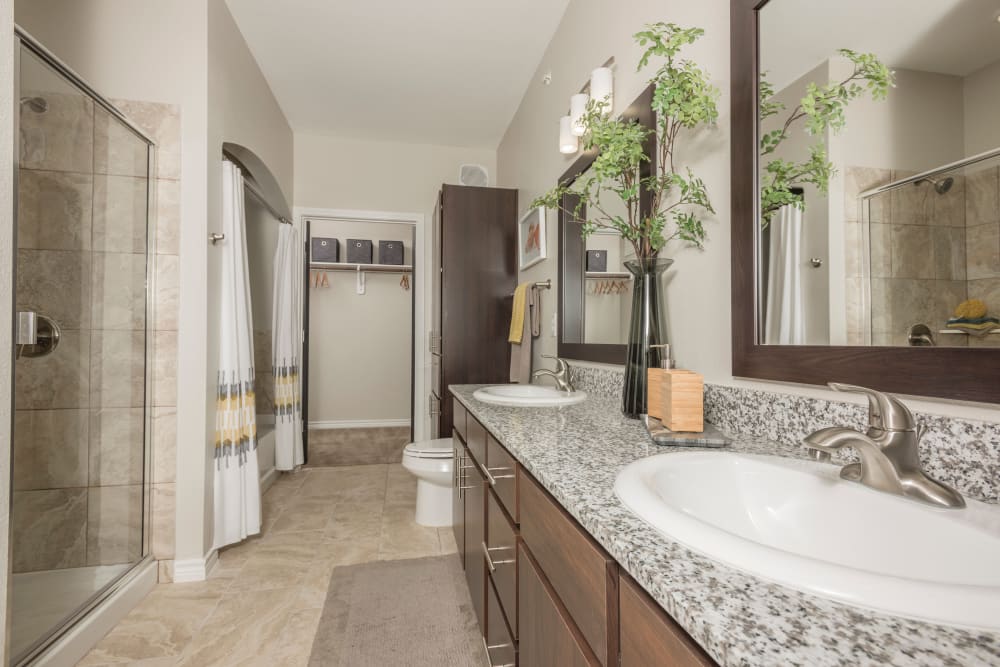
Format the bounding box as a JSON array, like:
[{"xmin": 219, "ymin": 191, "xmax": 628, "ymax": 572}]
[{"xmin": 11, "ymin": 37, "xmax": 153, "ymax": 663}]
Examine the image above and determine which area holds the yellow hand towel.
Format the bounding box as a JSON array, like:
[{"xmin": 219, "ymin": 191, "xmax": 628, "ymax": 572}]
[{"xmin": 509, "ymin": 282, "xmax": 529, "ymax": 343}]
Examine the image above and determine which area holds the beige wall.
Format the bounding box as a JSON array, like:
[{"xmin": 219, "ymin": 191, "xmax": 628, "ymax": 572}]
[
  {"xmin": 963, "ymin": 59, "xmax": 1000, "ymax": 157},
  {"xmin": 307, "ymin": 220, "xmax": 413, "ymax": 423},
  {"xmin": 1, "ymin": 0, "xmax": 14, "ymax": 658},
  {"xmin": 497, "ymin": 0, "xmax": 999, "ymax": 423},
  {"xmin": 293, "ymin": 133, "xmax": 495, "ymax": 437}
]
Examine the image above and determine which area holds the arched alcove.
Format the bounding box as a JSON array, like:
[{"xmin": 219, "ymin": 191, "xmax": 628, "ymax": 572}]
[{"xmin": 222, "ymin": 142, "xmax": 292, "ymax": 221}]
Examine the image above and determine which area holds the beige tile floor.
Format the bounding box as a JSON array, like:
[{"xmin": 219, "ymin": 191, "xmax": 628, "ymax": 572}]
[{"xmin": 77, "ymin": 464, "xmax": 457, "ymax": 666}]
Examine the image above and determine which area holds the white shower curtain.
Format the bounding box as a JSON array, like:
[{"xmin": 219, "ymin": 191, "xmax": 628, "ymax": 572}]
[
  {"xmin": 272, "ymin": 224, "xmax": 304, "ymax": 470},
  {"xmin": 764, "ymin": 204, "xmax": 805, "ymax": 345},
  {"xmin": 213, "ymin": 160, "xmax": 262, "ymax": 549}
]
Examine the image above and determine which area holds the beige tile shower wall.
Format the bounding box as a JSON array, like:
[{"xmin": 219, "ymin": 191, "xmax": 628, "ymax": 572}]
[
  {"xmin": 844, "ymin": 166, "xmax": 969, "ymax": 347},
  {"xmin": 11, "ymin": 98, "xmax": 181, "ymax": 574},
  {"xmin": 966, "ymin": 166, "xmax": 1000, "ymax": 348},
  {"xmin": 115, "ymin": 100, "xmax": 182, "ymax": 579}
]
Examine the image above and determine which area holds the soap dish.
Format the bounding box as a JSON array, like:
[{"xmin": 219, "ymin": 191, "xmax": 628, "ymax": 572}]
[{"xmin": 642, "ymin": 415, "xmax": 731, "ymax": 448}]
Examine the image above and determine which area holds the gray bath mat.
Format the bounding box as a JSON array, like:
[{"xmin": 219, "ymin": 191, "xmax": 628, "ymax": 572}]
[{"xmin": 308, "ymin": 554, "xmax": 484, "ymax": 666}]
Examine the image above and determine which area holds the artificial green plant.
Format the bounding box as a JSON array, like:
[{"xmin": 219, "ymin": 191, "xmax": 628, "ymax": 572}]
[
  {"xmin": 531, "ymin": 23, "xmax": 719, "ymax": 261},
  {"xmin": 759, "ymin": 49, "xmax": 894, "ymax": 225}
]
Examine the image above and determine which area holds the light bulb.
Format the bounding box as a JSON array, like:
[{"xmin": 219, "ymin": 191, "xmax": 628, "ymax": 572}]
[
  {"xmin": 559, "ymin": 115, "xmax": 578, "ymax": 154},
  {"xmin": 570, "ymin": 93, "xmax": 589, "ymax": 136}
]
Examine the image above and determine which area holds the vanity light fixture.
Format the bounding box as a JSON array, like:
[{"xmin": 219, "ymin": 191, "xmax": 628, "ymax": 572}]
[
  {"xmin": 570, "ymin": 93, "xmax": 589, "ymax": 136},
  {"xmin": 590, "ymin": 66, "xmax": 614, "ymax": 111},
  {"xmin": 559, "ymin": 115, "xmax": 578, "ymax": 154}
]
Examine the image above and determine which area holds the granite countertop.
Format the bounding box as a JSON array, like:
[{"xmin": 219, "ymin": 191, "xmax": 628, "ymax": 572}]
[{"xmin": 450, "ymin": 385, "xmax": 1000, "ymax": 667}]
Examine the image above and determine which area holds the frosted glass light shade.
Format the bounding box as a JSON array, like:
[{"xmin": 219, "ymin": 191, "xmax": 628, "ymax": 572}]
[
  {"xmin": 559, "ymin": 115, "xmax": 578, "ymax": 154},
  {"xmin": 590, "ymin": 66, "xmax": 614, "ymax": 113},
  {"xmin": 570, "ymin": 93, "xmax": 589, "ymax": 136}
]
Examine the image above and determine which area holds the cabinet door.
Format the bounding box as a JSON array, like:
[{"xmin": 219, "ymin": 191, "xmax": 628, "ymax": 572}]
[
  {"xmin": 452, "ymin": 437, "xmax": 467, "ymax": 567},
  {"xmin": 518, "ymin": 543, "xmax": 600, "ymax": 667},
  {"xmin": 486, "ymin": 579, "xmax": 517, "ymax": 667},
  {"xmin": 487, "ymin": 490, "xmax": 517, "ymax": 638},
  {"xmin": 620, "ymin": 575, "xmax": 717, "ymax": 667},
  {"xmin": 464, "ymin": 458, "xmax": 488, "ymax": 632}
]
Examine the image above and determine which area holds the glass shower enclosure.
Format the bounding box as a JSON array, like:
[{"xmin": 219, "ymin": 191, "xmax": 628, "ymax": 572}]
[{"xmin": 10, "ymin": 30, "xmax": 154, "ymax": 663}]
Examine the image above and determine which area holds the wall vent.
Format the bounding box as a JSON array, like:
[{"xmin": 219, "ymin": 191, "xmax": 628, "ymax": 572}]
[{"xmin": 459, "ymin": 164, "xmax": 489, "ymax": 187}]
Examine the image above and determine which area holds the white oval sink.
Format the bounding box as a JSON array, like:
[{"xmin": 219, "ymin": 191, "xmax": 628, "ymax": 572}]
[
  {"xmin": 614, "ymin": 451, "xmax": 1000, "ymax": 629},
  {"xmin": 472, "ymin": 384, "xmax": 587, "ymax": 407}
]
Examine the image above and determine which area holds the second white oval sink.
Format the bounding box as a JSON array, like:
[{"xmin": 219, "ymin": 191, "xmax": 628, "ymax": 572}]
[
  {"xmin": 615, "ymin": 451, "xmax": 1000, "ymax": 630},
  {"xmin": 473, "ymin": 384, "xmax": 587, "ymax": 407}
]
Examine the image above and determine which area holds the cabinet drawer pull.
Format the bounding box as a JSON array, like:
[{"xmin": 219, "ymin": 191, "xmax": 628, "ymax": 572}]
[
  {"xmin": 482, "ymin": 636, "xmax": 515, "ymax": 667},
  {"xmin": 481, "ymin": 541, "xmax": 515, "ymax": 573},
  {"xmin": 479, "ymin": 463, "xmax": 515, "ymax": 487}
]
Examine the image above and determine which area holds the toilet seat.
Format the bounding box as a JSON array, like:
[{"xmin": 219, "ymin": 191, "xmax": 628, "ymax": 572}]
[{"xmin": 403, "ymin": 438, "xmax": 454, "ymax": 459}]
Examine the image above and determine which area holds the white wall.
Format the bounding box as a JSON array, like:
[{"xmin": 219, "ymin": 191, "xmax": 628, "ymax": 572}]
[
  {"xmin": 204, "ymin": 0, "xmax": 294, "ymax": 554},
  {"xmin": 307, "ymin": 220, "xmax": 413, "ymax": 423},
  {"xmin": 0, "ymin": 1, "xmax": 14, "ymax": 658},
  {"xmin": 497, "ymin": 0, "xmax": 999, "ymax": 423},
  {"xmin": 963, "ymin": 59, "xmax": 1000, "ymax": 157}
]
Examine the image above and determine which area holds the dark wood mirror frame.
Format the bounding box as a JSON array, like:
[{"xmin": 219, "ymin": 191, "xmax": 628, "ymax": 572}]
[
  {"xmin": 731, "ymin": 0, "xmax": 1000, "ymax": 404},
  {"xmin": 558, "ymin": 85, "xmax": 655, "ymax": 364}
]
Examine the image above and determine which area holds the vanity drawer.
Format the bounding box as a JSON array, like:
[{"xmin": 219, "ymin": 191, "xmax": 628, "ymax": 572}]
[
  {"xmin": 620, "ymin": 575, "xmax": 717, "ymax": 667},
  {"xmin": 518, "ymin": 542, "xmax": 600, "ymax": 667},
  {"xmin": 486, "ymin": 490, "xmax": 518, "ymax": 637},
  {"xmin": 519, "ymin": 470, "xmax": 617, "ymax": 666},
  {"xmin": 453, "ymin": 398, "xmax": 467, "ymax": 442},
  {"xmin": 486, "ymin": 578, "xmax": 517, "ymax": 667},
  {"xmin": 487, "ymin": 433, "xmax": 519, "ymax": 522},
  {"xmin": 465, "ymin": 414, "xmax": 487, "ymax": 466}
]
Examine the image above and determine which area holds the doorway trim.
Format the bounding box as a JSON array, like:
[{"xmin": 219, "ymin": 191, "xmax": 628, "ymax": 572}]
[{"xmin": 294, "ymin": 206, "xmax": 429, "ymax": 442}]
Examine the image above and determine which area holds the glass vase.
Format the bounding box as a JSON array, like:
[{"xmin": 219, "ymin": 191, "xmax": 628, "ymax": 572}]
[{"xmin": 622, "ymin": 257, "xmax": 672, "ymax": 419}]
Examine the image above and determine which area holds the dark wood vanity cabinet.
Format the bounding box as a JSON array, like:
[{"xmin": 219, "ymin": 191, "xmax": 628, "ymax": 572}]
[
  {"xmin": 620, "ymin": 575, "xmax": 716, "ymax": 667},
  {"xmin": 451, "ymin": 394, "xmax": 718, "ymax": 667}
]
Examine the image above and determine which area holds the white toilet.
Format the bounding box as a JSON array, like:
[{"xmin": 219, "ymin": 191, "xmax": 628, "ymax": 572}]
[{"xmin": 401, "ymin": 437, "xmax": 454, "ymax": 527}]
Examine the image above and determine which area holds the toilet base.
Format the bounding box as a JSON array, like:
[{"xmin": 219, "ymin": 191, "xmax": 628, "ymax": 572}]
[{"xmin": 415, "ymin": 479, "xmax": 453, "ymax": 527}]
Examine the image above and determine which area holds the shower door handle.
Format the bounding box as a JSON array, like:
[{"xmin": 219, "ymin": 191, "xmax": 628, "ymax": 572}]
[{"xmin": 16, "ymin": 311, "xmax": 37, "ymax": 345}]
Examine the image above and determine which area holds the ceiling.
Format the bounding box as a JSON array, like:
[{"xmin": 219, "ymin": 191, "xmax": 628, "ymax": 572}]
[
  {"xmin": 225, "ymin": 0, "xmax": 570, "ymax": 148},
  {"xmin": 761, "ymin": 0, "xmax": 1000, "ymax": 90}
]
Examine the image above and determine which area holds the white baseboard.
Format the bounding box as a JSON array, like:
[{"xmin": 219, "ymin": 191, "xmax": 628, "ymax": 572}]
[
  {"xmin": 309, "ymin": 419, "xmax": 411, "ymax": 430},
  {"xmin": 173, "ymin": 549, "xmax": 218, "ymax": 583},
  {"xmin": 260, "ymin": 465, "xmax": 278, "ymax": 493}
]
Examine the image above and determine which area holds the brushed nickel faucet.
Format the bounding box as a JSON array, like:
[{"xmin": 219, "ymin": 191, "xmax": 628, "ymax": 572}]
[
  {"xmin": 803, "ymin": 383, "xmax": 965, "ymax": 509},
  {"xmin": 532, "ymin": 355, "xmax": 576, "ymax": 393}
]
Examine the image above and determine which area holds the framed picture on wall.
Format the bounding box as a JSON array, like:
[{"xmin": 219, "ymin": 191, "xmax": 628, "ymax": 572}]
[{"xmin": 517, "ymin": 206, "xmax": 547, "ymax": 271}]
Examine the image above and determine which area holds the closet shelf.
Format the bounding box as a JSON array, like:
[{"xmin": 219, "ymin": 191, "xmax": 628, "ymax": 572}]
[
  {"xmin": 310, "ymin": 262, "xmax": 412, "ymax": 274},
  {"xmin": 585, "ymin": 271, "xmax": 632, "ymax": 279}
]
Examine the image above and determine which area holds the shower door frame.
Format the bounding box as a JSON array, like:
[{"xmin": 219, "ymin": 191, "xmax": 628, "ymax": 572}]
[{"xmin": 9, "ymin": 26, "xmax": 158, "ymax": 666}]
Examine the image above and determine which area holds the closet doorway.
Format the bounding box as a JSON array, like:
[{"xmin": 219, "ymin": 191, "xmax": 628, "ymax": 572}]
[{"xmin": 297, "ymin": 208, "xmax": 427, "ymax": 466}]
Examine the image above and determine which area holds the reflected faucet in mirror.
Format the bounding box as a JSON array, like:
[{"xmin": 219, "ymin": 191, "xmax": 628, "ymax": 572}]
[{"xmin": 803, "ymin": 383, "xmax": 965, "ymax": 509}]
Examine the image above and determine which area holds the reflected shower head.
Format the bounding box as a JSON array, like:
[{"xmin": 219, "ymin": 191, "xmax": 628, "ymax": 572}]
[
  {"xmin": 19, "ymin": 96, "xmax": 48, "ymax": 113},
  {"xmin": 915, "ymin": 176, "xmax": 954, "ymax": 195}
]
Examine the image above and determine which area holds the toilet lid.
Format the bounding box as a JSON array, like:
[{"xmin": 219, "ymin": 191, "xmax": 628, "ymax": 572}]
[{"xmin": 404, "ymin": 438, "xmax": 454, "ymax": 459}]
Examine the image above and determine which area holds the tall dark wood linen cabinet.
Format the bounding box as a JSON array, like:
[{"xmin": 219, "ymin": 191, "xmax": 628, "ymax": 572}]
[{"xmin": 430, "ymin": 184, "xmax": 518, "ymax": 438}]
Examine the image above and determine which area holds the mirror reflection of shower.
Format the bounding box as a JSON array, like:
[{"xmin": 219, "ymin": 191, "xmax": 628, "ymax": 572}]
[{"xmin": 915, "ymin": 175, "xmax": 954, "ymax": 195}]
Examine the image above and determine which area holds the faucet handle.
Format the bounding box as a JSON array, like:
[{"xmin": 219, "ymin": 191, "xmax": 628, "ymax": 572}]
[
  {"xmin": 828, "ymin": 383, "xmax": 916, "ymax": 432},
  {"xmin": 541, "ymin": 354, "xmax": 569, "ymax": 372}
]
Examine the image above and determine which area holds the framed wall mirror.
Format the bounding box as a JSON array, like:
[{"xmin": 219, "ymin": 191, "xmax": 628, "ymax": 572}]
[
  {"xmin": 558, "ymin": 85, "xmax": 655, "ymax": 363},
  {"xmin": 732, "ymin": 0, "xmax": 1000, "ymax": 403}
]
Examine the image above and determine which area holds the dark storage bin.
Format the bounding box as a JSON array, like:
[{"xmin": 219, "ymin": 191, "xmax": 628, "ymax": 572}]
[
  {"xmin": 311, "ymin": 237, "xmax": 339, "ymax": 263},
  {"xmin": 346, "ymin": 239, "xmax": 373, "ymax": 264},
  {"xmin": 379, "ymin": 240, "xmax": 405, "ymax": 265},
  {"xmin": 586, "ymin": 250, "xmax": 607, "ymax": 272}
]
